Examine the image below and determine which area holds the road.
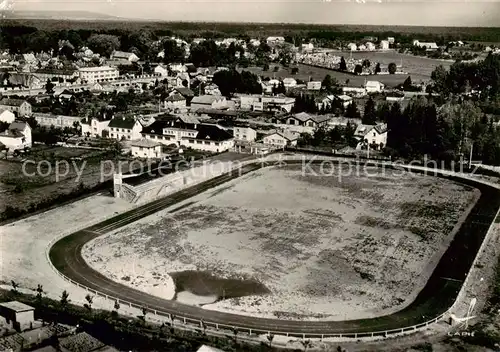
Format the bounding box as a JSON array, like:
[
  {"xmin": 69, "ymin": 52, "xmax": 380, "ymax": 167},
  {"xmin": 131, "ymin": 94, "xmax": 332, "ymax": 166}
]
[{"xmin": 49, "ymin": 160, "xmax": 500, "ymax": 337}]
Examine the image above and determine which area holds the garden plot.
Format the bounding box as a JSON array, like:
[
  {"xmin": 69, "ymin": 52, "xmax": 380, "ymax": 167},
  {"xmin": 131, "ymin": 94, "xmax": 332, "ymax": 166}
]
[{"xmin": 83, "ymin": 164, "xmax": 479, "ymax": 321}]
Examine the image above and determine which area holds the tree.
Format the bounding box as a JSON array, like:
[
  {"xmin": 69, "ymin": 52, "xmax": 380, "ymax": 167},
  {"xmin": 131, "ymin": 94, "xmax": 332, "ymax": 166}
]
[
  {"xmin": 266, "ymin": 333, "xmax": 275, "ymax": 348},
  {"xmin": 375, "ymin": 63, "xmax": 381, "ymax": 74},
  {"xmin": 403, "ymin": 76, "xmax": 413, "ymax": 91},
  {"xmin": 363, "ymin": 97, "xmax": 377, "ymax": 125},
  {"xmin": 263, "ymin": 62, "xmax": 269, "ymax": 71},
  {"xmin": 322, "ymin": 74, "xmax": 335, "ymax": 91},
  {"xmin": 162, "ymin": 39, "xmax": 185, "ymax": 64},
  {"xmin": 345, "ymin": 100, "xmax": 360, "ymax": 119},
  {"xmin": 388, "ymin": 62, "xmax": 397, "ymax": 74},
  {"xmin": 36, "ymin": 284, "xmax": 44, "ymax": 303},
  {"xmin": 86, "ymin": 34, "xmax": 120, "ymax": 57},
  {"xmin": 339, "ymin": 56, "xmax": 347, "ymax": 71},
  {"xmin": 291, "ymin": 67, "xmax": 299, "ymax": 74},
  {"xmin": 354, "ymin": 64, "xmax": 363, "ymax": 75},
  {"xmin": 362, "ymin": 59, "xmax": 371, "ymax": 68},
  {"xmin": 60, "ymin": 290, "xmax": 70, "ymax": 309},
  {"xmin": 45, "ymin": 79, "xmax": 55, "ymax": 94},
  {"xmin": 114, "ymin": 300, "xmax": 120, "ymax": 312},
  {"xmin": 11, "ymin": 280, "xmax": 19, "ymax": 294},
  {"xmin": 301, "ymin": 339, "xmax": 312, "ymax": 351},
  {"xmin": 431, "ymin": 64, "xmax": 449, "ymax": 94},
  {"xmin": 141, "ymin": 307, "xmax": 147, "ymax": 322},
  {"xmin": 84, "ymin": 294, "xmax": 93, "ymax": 312}
]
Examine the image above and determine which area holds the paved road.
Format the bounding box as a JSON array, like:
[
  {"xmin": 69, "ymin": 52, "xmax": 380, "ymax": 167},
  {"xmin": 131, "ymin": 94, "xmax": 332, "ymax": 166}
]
[{"xmin": 49, "ymin": 160, "xmax": 500, "ymax": 337}]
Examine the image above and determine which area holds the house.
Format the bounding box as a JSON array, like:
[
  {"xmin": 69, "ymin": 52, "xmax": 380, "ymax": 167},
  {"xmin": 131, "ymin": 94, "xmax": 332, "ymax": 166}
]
[
  {"xmin": 130, "ymin": 139, "xmax": 163, "ymax": 159},
  {"xmin": 347, "ymin": 43, "xmax": 357, "ymax": 51},
  {"xmin": 0, "ymin": 301, "xmax": 35, "ymax": 332},
  {"xmin": 413, "ymin": 40, "xmax": 439, "ymax": 51},
  {"xmin": 181, "ymin": 124, "xmax": 234, "ymax": 152},
  {"xmin": 307, "ymin": 81, "xmax": 322, "ymax": 90},
  {"xmin": 154, "ymin": 64, "xmax": 169, "ymax": 76},
  {"xmin": 301, "ymin": 43, "xmax": 314, "ymax": 51},
  {"xmin": 190, "ymin": 95, "xmax": 227, "ymax": 111},
  {"xmin": 171, "ymin": 87, "xmax": 195, "ymax": 106},
  {"xmin": 57, "ymin": 89, "xmax": 75, "ymax": 101},
  {"xmin": 380, "ymin": 40, "xmax": 390, "ymax": 50},
  {"xmin": 233, "ymin": 126, "xmax": 257, "ymax": 142},
  {"xmin": 34, "ymin": 68, "xmax": 79, "ymax": 84},
  {"xmin": 0, "ymin": 98, "xmax": 32, "ymax": 117},
  {"xmin": 282, "ymin": 78, "xmax": 297, "ymax": 88},
  {"xmin": 0, "ymin": 120, "xmax": 32, "ymax": 151},
  {"xmin": 0, "ymin": 109, "xmax": 15, "ymax": 123},
  {"xmin": 81, "ymin": 115, "xmax": 111, "ymax": 138},
  {"xmin": 108, "ymin": 116, "xmax": 143, "ymax": 140},
  {"xmin": 387, "ymin": 37, "xmax": 395, "ymax": 44},
  {"xmin": 197, "ymin": 345, "xmax": 225, "ymax": 352},
  {"xmin": 78, "ymin": 66, "xmax": 119, "ymax": 84},
  {"xmin": 34, "ymin": 113, "xmax": 83, "ymax": 128},
  {"xmin": 358, "ymin": 44, "xmax": 367, "ymax": 51},
  {"xmin": 283, "ymin": 112, "xmax": 332, "ymax": 130},
  {"xmin": 262, "ymin": 130, "xmax": 298, "ymax": 148},
  {"xmin": 334, "ymin": 94, "xmax": 353, "ymax": 108},
  {"xmin": 342, "ymin": 86, "xmax": 367, "ymax": 97},
  {"xmin": 204, "ymin": 83, "xmax": 221, "ymax": 95},
  {"xmin": 164, "ymin": 94, "xmax": 187, "ymax": 109},
  {"xmin": 366, "ymin": 42, "xmax": 376, "ymax": 51},
  {"xmin": 111, "ymin": 51, "xmax": 139, "ymax": 62},
  {"xmin": 365, "ymin": 80, "xmax": 385, "ymax": 93},
  {"xmin": 266, "ymin": 37, "xmax": 286, "ymax": 45},
  {"xmin": 168, "ymin": 63, "xmax": 188, "ymax": 73},
  {"xmin": 354, "ymin": 123, "xmax": 387, "ymax": 150},
  {"xmin": 236, "ymin": 94, "xmax": 295, "ymax": 113}
]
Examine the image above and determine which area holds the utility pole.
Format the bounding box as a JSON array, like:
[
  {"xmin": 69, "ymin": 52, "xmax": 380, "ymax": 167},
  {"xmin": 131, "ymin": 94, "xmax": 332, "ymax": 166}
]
[{"xmin": 469, "ymin": 141, "xmax": 473, "ymax": 166}]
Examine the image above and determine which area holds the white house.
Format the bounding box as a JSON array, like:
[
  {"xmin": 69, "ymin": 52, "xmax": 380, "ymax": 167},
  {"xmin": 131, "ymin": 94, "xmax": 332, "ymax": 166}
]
[
  {"xmin": 204, "ymin": 83, "xmax": 221, "ymax": 96},
  {"xmin": 108, "ymin": 117, "xmax": 143, "ymax": 140},
  {"xmin": 301, "ymin": 43, "xmax": 314, "ymax": 51},
  {"xmin": 130, "ymin": 139, "xmax": 163, "ymax": 159},
  {"xmin": 266, "ymin": 37, "xmax": 285, "ymax": 45},
  {"xmin": 154, "ymin": 64, "xmax": 169, "ymax": 76},
  {"xmin": 342, "ymin": 86, "xmax": 367, "ymax": 97},
  {"xmin": 111, "ymin": 51, "xmax": 139, "ymax": 62},
  {"xmin": 262, "ymin": 130, "xmax": 298, "ymax": 148},
  {"xmin": 380, "ymin": 40, "xmax": 390, "ymax": 50},
  {"xmin": 307, "ymin": 81, "xmax": 322, "ymax": 90},
  {"xmin": 0, "ymin": 109, "xmax": 15, "ymax": 123},
  {"xmin": 283, "ymin": 78, "xmax": 297, "ymax": 88},
  {"xmin": 34, "ymin": 113, "xmax": 83, "ymax": 128},
  {"xmin": 164, "ymin": 94, "xmax": 187, "ymax": 109},
  {"xmin": 413, "ymin": 40, "xmax": 439, "ymax": 50},
  {"xmin": 347, "ymin": 43, "xmax": 357, "ymax": 51},
  {"xmin": 387, "ymin": 37, "xmax": 395, "ymax": 44},
  {"xmin": 78, "ymin": 66, "xmax": 119, "ymax": 84},
  {"xmin": 81, "ymin": 116, "xmax": 111, "ymax": 138},
  {"xmin": 354, "ymin": 123, "xmax": 387, "ymax": 150},
  {"xmin": 335, "ymin": 94, "xmax": 353, "ymax": 108},
  {"xmin": 0, "ymin": 99, "xmax": 32, "ymax": 117},
  {"xmin": 366, "ymin": 42, "xmax": 376, "ymax": 51},
  {"xmin": 0, "ymin": 121, "xmax": 32, "ymax": 151},
  {"xmin": 365, "ymin": 81, "xmax": 385, "ymax": 93},
  {"xmin": 233, "ymin": 126, "xmax": 257, "ymax": 142}
]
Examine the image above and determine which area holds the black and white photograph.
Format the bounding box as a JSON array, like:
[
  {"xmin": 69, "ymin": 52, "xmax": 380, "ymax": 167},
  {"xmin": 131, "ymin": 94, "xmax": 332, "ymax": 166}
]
[{"xmin": 0, "ymin": 0, "xmax": 499, "ymax": 351}]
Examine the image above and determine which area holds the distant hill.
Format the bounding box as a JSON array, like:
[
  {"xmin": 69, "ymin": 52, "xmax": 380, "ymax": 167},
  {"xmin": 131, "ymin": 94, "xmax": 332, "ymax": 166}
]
[{"xmin": 0, "ymin": 10, "xmax": 124, "ymax": 21}]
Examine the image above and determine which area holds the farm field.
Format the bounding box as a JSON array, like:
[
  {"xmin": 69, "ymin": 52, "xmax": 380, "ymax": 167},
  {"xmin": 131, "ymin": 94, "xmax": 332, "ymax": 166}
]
[{"xmin": 83, "ymin": 164, "xmax": 479, "ymax": 321}]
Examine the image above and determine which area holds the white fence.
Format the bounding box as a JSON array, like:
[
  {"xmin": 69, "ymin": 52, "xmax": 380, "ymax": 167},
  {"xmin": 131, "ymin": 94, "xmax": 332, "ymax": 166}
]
[{"xmin": 45, "ymin": 155, "xmax": 500, "ymax": 341}]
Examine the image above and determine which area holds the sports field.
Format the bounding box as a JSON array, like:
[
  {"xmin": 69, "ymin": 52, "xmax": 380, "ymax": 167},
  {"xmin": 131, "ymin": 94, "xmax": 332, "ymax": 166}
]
[{"xmin": 82, "ymin": 164, "xmax": 479, "ymax": 321}]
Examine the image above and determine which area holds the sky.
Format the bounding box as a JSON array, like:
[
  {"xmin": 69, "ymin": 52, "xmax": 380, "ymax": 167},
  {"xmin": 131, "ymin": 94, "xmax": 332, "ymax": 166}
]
[{"xmin": 7, "ymin": 0, "xmax": 500, "ymax": 27}]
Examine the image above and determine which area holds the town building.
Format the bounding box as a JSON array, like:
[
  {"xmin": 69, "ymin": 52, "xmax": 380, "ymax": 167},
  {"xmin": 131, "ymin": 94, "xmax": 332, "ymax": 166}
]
[
  {"xmin": 34, "ymin": 113, "xmax": 83, "ymax": 128},
  {"xmin": 154, "ymin": 64, "xmax": 170, "ymax": 76},
  {"xmin": 0, "ymin": 301, "xmax": 35, "ymax": 332},
  {"xmin": 380, "ymin": 40, "xmax": 390, "ymax": 50},
  {"xmin": 78, "ymin": 66, "xmax": 119, "ymax": 84},
  {"xmin": 233, "ymin": 126, "xmax": 257, "ymax": 142},
  {"xmin": 81, "ymin": 115, "xmax": 111, "ymax": 138},
  {"xmin": 262, "ymin": 130, "xmax": 298, "ymax": 148},
  {"xmin": 0, "ymin": 120, "xmax": 32, "ymax": 151},
  {"xmin": 111, "ymin": 51, "xmax": 139, "ymax": 62},
  {"xmin": 266, "ymin": 37, "xmax": 286, "ymax": 45},
  {"xmin": 34, "ymin": 68, "xmax": 79, "ymax": 84},
  {"xmin": 130, "ymin": 139, "xmax": 163, "ymax": 159},
  {"xmin": 170, "ymin": 88, "xmax": 195, "ymax": 106},
  {"xmin": 190, "ymin": 95, "xmax": 227, "ymax": 111},
  {"xmin": 365, "ymin": 80, "xmax": 385, "ymax": 93},
  {"xmin": 108, "ymin": 117, "xmax": 143, "ymax": 140},
  {"xmin": 347, "ymin": 43, "xmax": 357, "ymax": 51},
  {"xmin": 307, "ymin": 81, "xmax": 322, "ymax": 90},
  {"xmin": 342, "ymin": 86, "xmax": 367, "ymax": 97},
  {"xmin": 412, "ymin": 40, "xmax": 439, "ymax": 51},
  {"xmin": 0, "ymin": 98, "xmax": 32, "ymax": 117},
  {"xmin": 164, "ymin": 94, "xmax": 187, "ymax": 109},
  {"xmin": 365, "ymin": 42, "xmax": 376, "ymax": 51},
  {"xmin": 0, "ymin": 109, "xmax": 15, "ymax": 123},
  {"xmin": 236, "ymin": 94, "xmax": 295, "ymax": 113},
  {"xmin": 354, "ymin": 123, "xmax": 388, "ymax": 150},
  {"xmin": 283, "ymin": 78, "xmax": 297, "ymax": 88}
]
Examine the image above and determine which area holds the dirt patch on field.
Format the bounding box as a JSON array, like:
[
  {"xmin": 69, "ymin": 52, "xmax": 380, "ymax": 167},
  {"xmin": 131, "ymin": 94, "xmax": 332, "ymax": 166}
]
[{"xmin": 83, "ymin": 164, "xmax": 479, "ymax": 321}]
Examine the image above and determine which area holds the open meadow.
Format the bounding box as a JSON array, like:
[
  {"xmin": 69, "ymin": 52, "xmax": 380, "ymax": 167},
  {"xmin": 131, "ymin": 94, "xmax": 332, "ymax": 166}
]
[{"xmin": 82, "ymin": 164, "xmax": 479, "ymax": 321}]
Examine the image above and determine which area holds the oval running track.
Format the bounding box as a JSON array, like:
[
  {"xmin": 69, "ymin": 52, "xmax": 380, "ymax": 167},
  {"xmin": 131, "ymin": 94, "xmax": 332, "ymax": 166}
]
[{"xmin": 49, "ymin": 160, "xmax": 500, "ymax": 336}]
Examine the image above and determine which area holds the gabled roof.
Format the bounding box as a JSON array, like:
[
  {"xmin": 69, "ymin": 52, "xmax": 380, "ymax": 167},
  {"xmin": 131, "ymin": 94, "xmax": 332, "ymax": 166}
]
[
  {"xmin": 291, "ymin": 112, "xmax": 312, "ymax": 122},
  {"xmin": 166, "ymin": 93, "xmax": 186, "ymax": 102},
  {"xmin": 176, "ymin": 115, "xmax": 200, "ymax": 125},
  {"xmin": 0, "ymin": 98, "xmax": 28, "ymax": 107},
  {"xmin": 112, "ymin": 51, "xmax": 136, "ymax": 59},
  {"xmin": 108, "ymin": 117, "xmax": 138, "ymax": 129},
  {"xmin": 193, "ymin": 124, "xmax": 233, "ymax": 141},
  {"xmin": 374, "ymin": 123, "xmax": 388, "ymax": 134},
  {"xmin": 0, "ymin": 301, "xmax": 34, "ymax": 312},
  {"xmin": 266, "ymin": 130, "xmax": 298, "ymax": 141},
  {"xmin": 9, "ymin": 121, "xmax": 29, "ymax": 131},
  {"xmin": 174, "ymin": 87, "xmax": 195, "ymax": 97},
  {"xmin": 141, "ymin": 120, "xmax": 171, "ymax": 135}
]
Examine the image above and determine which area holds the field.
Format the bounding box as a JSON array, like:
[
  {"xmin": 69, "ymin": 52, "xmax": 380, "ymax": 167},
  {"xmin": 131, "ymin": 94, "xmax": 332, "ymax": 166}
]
[
  {"xmin": 82, "ymin": 163, "xmax": 479, "ymax": 321},
  {"xmin": 242, "ymin": 51, "xmax": 453, "ymax": 87}
]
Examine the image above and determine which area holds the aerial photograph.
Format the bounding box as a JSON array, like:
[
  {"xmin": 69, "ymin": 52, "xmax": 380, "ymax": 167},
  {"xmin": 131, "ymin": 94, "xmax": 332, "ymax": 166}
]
[{"xmin": 0, "ymin": 0, "xmax": 500, "ymax": 351}]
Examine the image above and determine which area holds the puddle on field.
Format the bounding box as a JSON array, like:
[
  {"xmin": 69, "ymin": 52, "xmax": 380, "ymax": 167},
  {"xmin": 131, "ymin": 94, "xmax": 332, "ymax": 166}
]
[{"xmin": 170, "ymin": 270, "xmax": 270, "ymax": 306}]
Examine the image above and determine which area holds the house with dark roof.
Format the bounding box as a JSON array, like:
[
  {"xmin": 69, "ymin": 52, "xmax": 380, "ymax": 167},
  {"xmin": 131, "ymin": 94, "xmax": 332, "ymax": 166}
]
[
  {"xmin": 190, "ymin": 95, "xmax": 227, "ymax": 112},
  {"xmin": 0, "ymin": 120, "xmax": 32, "ymax": 151},
  {"xmin": 164, "ymin": 93, "xmax": 186, "ymax": 109},
  {"xmin": 80, "ymin": 113, "xmax": 113, "ymax": 138},
  {"xmin": 354, "ymin": 123, "xmax": 387, "ymax": 150},
  {"xmin": 0, "ymin": 98, "xmax": 32, "ymax": 117},
  {"xmin": 170, "ymin": 88, "xmax": 195, "ymax": 106},
  {"xmin": 181, "ymin": 124, "xmax": 234, "ymax": 152},
  {"xmin": 108, "ymin": 116, "xmax": 143, "ymax": 140}
]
